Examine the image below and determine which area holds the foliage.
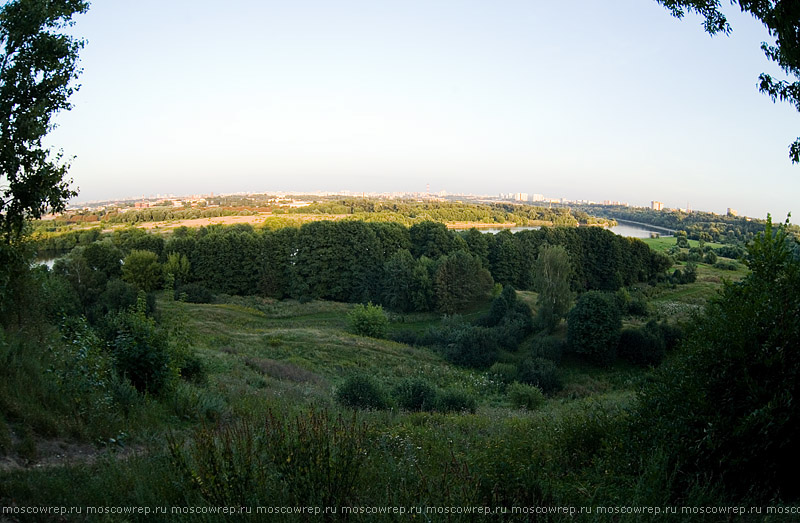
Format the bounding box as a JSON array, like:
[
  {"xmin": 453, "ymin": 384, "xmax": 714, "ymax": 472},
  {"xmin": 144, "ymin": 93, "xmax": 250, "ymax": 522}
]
[
  {"xmin": 567, "ymin": 291, "xmax": 622, "ymax": 366},
  {"xmin": 434, "ymin": 388, "xmax": 477, "ymax": 413},
  {"xmin": 487, "ymin": 362, "xmax": 519, "ymax": 385},
  {"xmin": 443, "ymin": 326, "xmax": 499, "ymax": 369},
  {"xmin": 163, "ymin": 252, "xmax": 190, "ymax": 287},
  {"xmin": 522, "ymin": 333, "xmax": 565, "ymax": 364},
  {"xmin": 110, "ymin": 295, "xmax": 172, "ymax": 394},
  {"xmin": 507, "ymin": 382, "xmax": 545, "ymax": 410},
  {"xmin": 618, "ymin": 327, "xmax": 665, "ymax": 367},
  {"xmin": 335, "ymin": 373, "xmax": 389, "ymax": 410},
  {"xmin": 121, "ymin": 250, "xmax": 162, "ymax": 293},
  {"xmin": 517, "ymin": 357, "xmax": 562, "ymax": 395},
  {"xmin": 634, "ymin": 217, "xmax": 800, "ymax": 501},
  {"xmin": 51, "ymin": 317, "xmax": 114, "ymax": 419},
  {"xmin": 392, "ymin": 377, "xmax": 438, "ymax": 412},
  {"xmin": 0, "ymin": 0, "xmax": 88, "ymax": 242},
  {"xmin": 174, "ymin": 282, "xmax": 214, "ymax": 304},
  {"xmin": 434, "ymin": 249, "xmax": 494, "ymax": 314},
  {"xmin": 347, "ymin": 302, "xmax": 388, "ymax": 338},
  {"xmin": 533, "ymin": 244, "xmax": 573, "ymax": 332}
]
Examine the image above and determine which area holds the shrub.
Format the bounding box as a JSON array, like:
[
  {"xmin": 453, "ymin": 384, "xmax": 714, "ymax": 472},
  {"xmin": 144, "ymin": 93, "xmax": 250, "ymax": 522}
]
[
  {"xmin": 110, "ymin": 296, "xmax": 172, "ymax": 394},
  {"xmin": 507, "ymin": 382, "xmax": 545, "ymax": 410},
  {"xmin": 175, "ymin": 283, "xmax": 215, "ymax": 304},
  {"xmin": 567, "ymin": 291, "xmax": 621, "ymax": 366},
  {"xmin": 435, "ymin": 388, "xmax": 477, "ymax": 413},
  {"xmin": 444, "ymin": 326, "xmax": 499, "ymax": 369},
  {"xmin": 393, "ymin": 378, "xmax": 438, "ymax": 411},
  {"xmin": 618, "ymin": 327, "xmax": 665, "ymax": 366},
  {"xmin": 348, "ymin": 303, "xmax": 388, "ymax": 338},
  {"xmin": 488, "ymin": 362, "xmax": 519, "ymax": 385},
  {"xmin": 626, "ymin": 292, "xmax": 650, "ymax": 317},
  {"xmin": 54, "ymin": 317, "xmax": 115, "ymax": 418},
  {"xmin": 523, "ymin": 334, "xmax": 565, "ymax": 364},
  {"xmin": 518, "ymin": 357, "xmax": 562, "ymax": 395},
  {"xmin": 714, "ymin": 260, "xmax": 739, "ymax": 271},
  {"xmin": 179, "ymin": 353, "xmax": 207, "ymax": 384},
  {"xmin": 335, "ymin": 374, "xmax": 388, "ymax": 410},
  {"xmin": 703, "ymin": 251, "xmax": 718, "ymax": 265}
]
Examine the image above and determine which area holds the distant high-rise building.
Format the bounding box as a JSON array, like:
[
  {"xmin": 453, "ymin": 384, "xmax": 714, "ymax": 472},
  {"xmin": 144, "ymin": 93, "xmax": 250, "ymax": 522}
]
[
  {"xmin": 514, "ymin": 193, "xmax": 529, "ymax": 202},
  {"xmin": 532, "ymin": 194, "xmax": 544, "ymax": 202},
  {"xmin": 651, "ymin": 200, "xmax": 664, "ymax": 211}
]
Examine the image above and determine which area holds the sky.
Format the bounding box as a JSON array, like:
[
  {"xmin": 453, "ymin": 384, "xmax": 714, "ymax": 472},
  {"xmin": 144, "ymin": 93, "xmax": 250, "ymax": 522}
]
[{"xmin": 45, "ymin": 0, "xmax": 799, "ymax": 220}]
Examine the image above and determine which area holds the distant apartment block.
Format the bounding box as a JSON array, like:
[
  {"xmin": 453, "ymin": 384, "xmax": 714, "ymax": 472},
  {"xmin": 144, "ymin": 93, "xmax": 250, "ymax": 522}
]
[
  {"xmin": 651, "ymin": 200, "xmax": 664, "ymax": 211},
  {"xmin": 514, "ymin": 193, "xmax": 529, "ymax": 202},
  {"xmin": 531, "ymin": 194, "xmax": 544, "ymax": 202}
]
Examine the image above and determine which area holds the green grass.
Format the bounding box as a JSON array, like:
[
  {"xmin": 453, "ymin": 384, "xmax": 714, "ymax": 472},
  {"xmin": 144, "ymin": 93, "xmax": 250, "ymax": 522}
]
[
  {"xmin": 642, "ymin": 236, "xmax": 724, "ymax": 253},
  {"xmin": 2, "ymin": 277, "xmax": 734, "ymax": 518}
]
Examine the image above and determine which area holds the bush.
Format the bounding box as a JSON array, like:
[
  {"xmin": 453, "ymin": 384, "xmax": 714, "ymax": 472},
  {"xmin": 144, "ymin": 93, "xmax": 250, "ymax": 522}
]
[
  {"xmin": 618, "ymin": 327, "xmax": 665, "ymax": 367},
  {"xmin": 626, "ymin": 292, "xmax": 650, "ymax": 317},
  {"xmin": 487, "ymin": 362, "xmax": 519, "ymax": 385},
  {"xmin": 518, "ymin": 357, "xmax": 562, "ymax": 395},
  {"xmin": 567, "ymin": 291, "xmax": 621, "ymax": 366},
  {"xmin": 523, "ymin": 334, "xmax": 565, "ymax": 364},
  {"xmin": 175, "ymin": 283, "xmax": 215, "ymax": 303},
  {"xmin": 393, "ymin": 378, "xmax": 438, "ymax": 412},
  {"xmin": 435, "ymin": 388, "xmax": 476, "ymax": 413},
  {"xmin": 348, "ymin": 303, "xmax": 388, "ymax": 338},
  {"xmin": 179, "ymin": 353, "xmax": 207, "ymax": 384},
  {"xmin": 335, "ymin": 374, "xmax": 388, "ymax": 410},
  {"xmin": 444, "ymin": 326, "xmax": 499, "ymax": 369},
  {"xmin": 507, "ymin": 382, "xmax": 545, "ymax": 410},
  {"xmin": 110, "ymin": 296, "xmax": 172, "ymax": 395},
  {"xmin": 714, "ymin": 260, "xmax": 739, "ymax": 271},
  {"xmin": 703, "ymin": 251, "xmax": 718, "ymax": 265}
]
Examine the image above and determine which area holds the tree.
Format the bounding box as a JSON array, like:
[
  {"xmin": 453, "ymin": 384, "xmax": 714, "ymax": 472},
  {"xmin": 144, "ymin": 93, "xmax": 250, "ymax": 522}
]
[
  {"xmin": 656, "ymin": 0, "xmax": 800, "ymax": 162},
  {"xmin": 634, "ymin": 216, "xmax": 800, "ymax": 501},
  {"xmin": 434, "ymin": 250, "xmax": 494, "ymax": 314},
  {"xmin": 533, "ymin": 244, "xmax": 573, "ymax": 332},
  {"xmin": 567, "ymin": 291, "xmax": 622, "ymax": 366},
  {"xmin": 122, "ymin": 250, "xmax": 162, "ymax": 293},
  {"xmin": 0, "ymin": 0, "xmax": 88, "ymax": 242}
]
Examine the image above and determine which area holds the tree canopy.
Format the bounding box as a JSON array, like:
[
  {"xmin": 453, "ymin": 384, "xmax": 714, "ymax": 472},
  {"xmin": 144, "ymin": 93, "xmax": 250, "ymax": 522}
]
[
  {"xmin": 0, "ymin": 0, "xmax": 88, "ymax": 242},
  {"xmin": 656, "ymin": 0, "xmax": 800, "ymax": 163}
]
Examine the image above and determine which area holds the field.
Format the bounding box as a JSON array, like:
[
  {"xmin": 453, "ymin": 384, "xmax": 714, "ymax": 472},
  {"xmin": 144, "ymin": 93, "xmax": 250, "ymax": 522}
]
[{"xmin": 641, "ymin": 236, "xmax": 724, "ymax": 253}]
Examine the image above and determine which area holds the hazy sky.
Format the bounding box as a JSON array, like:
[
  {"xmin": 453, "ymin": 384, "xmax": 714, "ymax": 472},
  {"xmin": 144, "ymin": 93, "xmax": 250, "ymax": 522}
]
[{"xmin": 47, "ymin": 0, "xmax": 798, "ymax": 220}]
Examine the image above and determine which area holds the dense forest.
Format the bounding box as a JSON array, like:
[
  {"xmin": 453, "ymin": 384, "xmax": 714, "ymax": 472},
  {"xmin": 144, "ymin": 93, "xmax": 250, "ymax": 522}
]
[{"xmin": 45, "ymin": 221, "xmax": 670, "ymax": 312}]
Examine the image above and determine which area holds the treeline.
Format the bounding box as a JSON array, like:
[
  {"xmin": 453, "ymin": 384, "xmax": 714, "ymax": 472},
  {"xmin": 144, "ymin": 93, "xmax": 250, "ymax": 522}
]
[
  {"xmin": 283, "ymin": 199, "xmax": 589, "ymax": 226},
  {"xmin": 64, "ymin": 221, "xmax": 670, "ymax": 313},
  {"xmin": 104, "ymin": 206, "xmax": 257, "ymax": 225},
  {"xmin": 43, "ymin": 199, "xmax": 619, "ymax": 231},
  {"xmin": 575, "ymin": 204, "xmax": 775, "ymax": 243}
]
